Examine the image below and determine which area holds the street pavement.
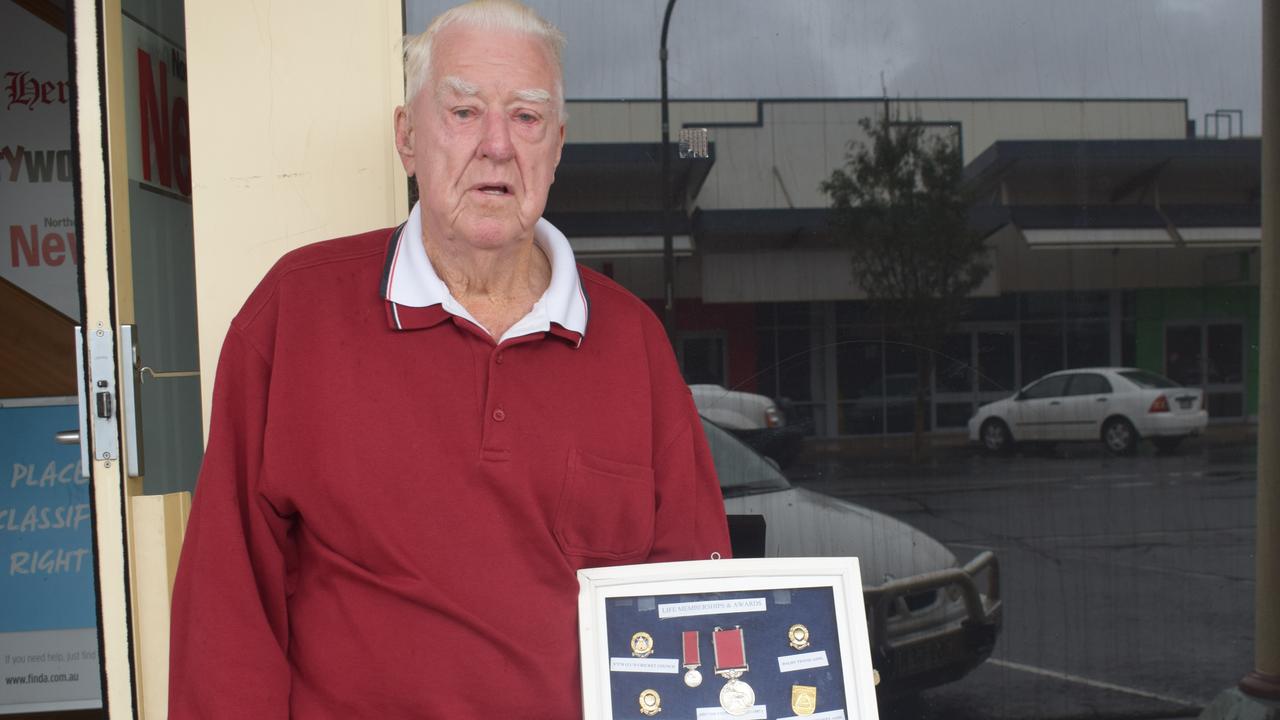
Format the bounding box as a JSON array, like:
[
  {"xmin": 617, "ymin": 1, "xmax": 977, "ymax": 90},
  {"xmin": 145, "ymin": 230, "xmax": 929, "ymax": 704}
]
[{"xmin": 788, "ymin": 425, "xmax": 1258, "ymax": 720}]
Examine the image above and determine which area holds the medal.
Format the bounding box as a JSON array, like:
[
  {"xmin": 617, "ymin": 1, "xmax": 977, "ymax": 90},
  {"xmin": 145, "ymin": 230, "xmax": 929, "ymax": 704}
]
[
  {"xmin": 791, "ymin": 684, "xmax": 817, "ymax": 716},
  {"xmin": 631, "ymin": 631, "xmax": 654, "ymax": 658},
  {"xmin": 788, "ymin": 623, "xmax": 811, "ymax": 650},
  {"xmin": 713, "ymin": 626, "xmax": 754, "ymax": 716},
  {"xmin": 638, "ymin": 688, "xmax": 662, "ymax": 716},
  {"xmin": 682, "ymin": 630, "xmax": 703, "ymax": 687}
]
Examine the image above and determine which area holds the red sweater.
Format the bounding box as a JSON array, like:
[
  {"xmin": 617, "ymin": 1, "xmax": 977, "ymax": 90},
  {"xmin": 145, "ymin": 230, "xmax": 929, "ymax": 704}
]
[{"xmin": 167, "ymin": 226, "xmax": 731, "ymax": 718}]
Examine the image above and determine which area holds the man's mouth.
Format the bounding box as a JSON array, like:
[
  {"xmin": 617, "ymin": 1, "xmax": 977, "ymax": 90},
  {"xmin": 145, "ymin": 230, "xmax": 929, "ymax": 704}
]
[{"xmin": 474, "ymin": 183, "xmax": 512, "ymax": 196}]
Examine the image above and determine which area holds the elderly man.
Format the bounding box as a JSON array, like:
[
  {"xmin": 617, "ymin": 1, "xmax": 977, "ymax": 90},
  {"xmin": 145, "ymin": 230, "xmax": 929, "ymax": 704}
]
[{"xmin": 167, "ymin": 1, "xmax": 730, "ymax": 717}]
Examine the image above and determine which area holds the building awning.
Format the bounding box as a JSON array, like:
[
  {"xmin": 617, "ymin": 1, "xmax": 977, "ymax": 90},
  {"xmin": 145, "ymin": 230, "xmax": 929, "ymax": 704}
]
[
  {"xmin": 546, "ymin": 142, "xmax": 715, "ymax": 212},
  {"xmin": 965, "ymin": 138, "xmax": 1261, "ymax": 201},
  {"xmin": 965, "ymin": 139, "xmax": 1261, "ymax": 249}
]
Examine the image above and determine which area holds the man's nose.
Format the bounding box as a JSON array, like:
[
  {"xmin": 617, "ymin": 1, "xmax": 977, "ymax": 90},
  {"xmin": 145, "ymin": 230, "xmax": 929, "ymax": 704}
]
[{"xmin": 479, "ymin": 111, "xmax": 515, "ymax": 161}]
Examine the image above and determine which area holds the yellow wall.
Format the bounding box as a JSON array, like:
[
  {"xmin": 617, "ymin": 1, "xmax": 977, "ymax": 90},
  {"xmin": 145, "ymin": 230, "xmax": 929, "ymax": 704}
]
[{"xmin": 185, "ymin": 0, "xmax": 409, "ymax": 435}]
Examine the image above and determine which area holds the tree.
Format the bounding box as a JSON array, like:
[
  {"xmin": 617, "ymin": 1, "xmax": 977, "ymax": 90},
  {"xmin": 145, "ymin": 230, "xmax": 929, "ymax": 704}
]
[{"xmin": 820, "ymin": 100, "xmax": 990, "ymax": 459}]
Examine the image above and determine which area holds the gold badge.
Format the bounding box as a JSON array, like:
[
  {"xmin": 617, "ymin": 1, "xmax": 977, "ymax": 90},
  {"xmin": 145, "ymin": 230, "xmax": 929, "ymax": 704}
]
[
  {"xmin": 791, "ymin": 684, "xmax": 817, "ymax": 716},
  {"xmin": 788, "ymin": 623, "xmax": 810, "ymax": 650},
  {"xmin": 639, "ymin": 688, "xmax": 662, "ymax": 716},
  {"xmin": 631, "ymin": 631, "xmax": 654, "ymax": 658}
]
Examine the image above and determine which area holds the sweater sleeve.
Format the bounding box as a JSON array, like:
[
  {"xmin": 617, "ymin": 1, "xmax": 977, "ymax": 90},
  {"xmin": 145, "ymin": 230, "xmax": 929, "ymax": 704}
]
[
  {"xmin": 168, "ymin": 325, "xmax": 294, "ymax": 718},
  {"xmin": 647, "ymin": 394, "xmax": 734, "ymax": 563}
]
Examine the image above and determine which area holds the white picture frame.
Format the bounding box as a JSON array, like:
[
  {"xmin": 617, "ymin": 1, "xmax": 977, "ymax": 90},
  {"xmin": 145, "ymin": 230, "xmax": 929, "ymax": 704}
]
[{"xmin": 578, "ymin": 557, "xmax": 879, "ymax": 720}]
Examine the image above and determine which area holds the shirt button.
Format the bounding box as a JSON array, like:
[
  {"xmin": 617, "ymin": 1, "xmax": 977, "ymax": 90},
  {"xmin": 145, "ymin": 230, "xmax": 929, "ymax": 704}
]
[
  {"xmin": 492, "ymin": 408, "xmax": 506, "ymax": 422},
  {"xmin": 495, "ymin": 352, "xmax": 504, "ymax": 364}
]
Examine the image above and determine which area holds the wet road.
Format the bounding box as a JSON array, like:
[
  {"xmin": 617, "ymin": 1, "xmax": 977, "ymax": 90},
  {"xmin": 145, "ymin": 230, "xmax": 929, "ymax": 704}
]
[{"xmin": 790, "ymin": 437, "xmax": 1257, "ymax": 720}]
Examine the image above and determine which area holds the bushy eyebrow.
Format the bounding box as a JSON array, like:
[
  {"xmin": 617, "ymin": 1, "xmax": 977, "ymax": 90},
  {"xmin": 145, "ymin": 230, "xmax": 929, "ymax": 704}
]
[
  {"xmin": 439, "ymin": 75, "xmax": 479, "ymax": 98},
  {"xmin": 438, "ymin": 76, "xmax": 552, "ymax": 112},
  {"xmin": 513, "ymin": 88, "xmax": 551, "ymax": 104}
]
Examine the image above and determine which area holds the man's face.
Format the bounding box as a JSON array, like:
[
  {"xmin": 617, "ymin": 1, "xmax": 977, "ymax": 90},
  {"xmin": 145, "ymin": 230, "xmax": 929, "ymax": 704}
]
[{"xmin": 395, "ymin": 25, "xmax": 564, "ymax": 252}]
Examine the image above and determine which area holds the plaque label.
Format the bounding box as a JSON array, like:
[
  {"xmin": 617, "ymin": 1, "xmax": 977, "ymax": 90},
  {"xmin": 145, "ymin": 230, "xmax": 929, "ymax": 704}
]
[
  {"xmin": 658, "ymin": 597, "xmax": 768, "ymax": 619},
  {"xmin": 777, "ymin": 650, "xmax": 830, "ymax": 673},
  {"xmin": 610, "ymin": 657, "xmax": 680, "ymax": 673}
]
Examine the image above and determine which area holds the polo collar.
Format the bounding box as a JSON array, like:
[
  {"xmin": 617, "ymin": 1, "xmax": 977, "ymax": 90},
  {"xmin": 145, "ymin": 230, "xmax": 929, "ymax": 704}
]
[{"xmin": 380, "ymin": 202, "xmax": 589, "ymax": 346}]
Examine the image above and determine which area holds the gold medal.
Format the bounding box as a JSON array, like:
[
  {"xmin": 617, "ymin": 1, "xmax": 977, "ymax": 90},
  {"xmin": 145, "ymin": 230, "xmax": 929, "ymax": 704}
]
[
  {"xmin": 791, "ymin": 684, "xmax": 817, "ymax": 716},
  {"xmin": 631, "ymin": 631, "xmax": 654, "ymax": 658},
  {"xmin": 788, "ymin": 623, "xmax": 810, "ymax": 650},
  {"xmin": 638, "ymin": 688, "xmax": 662, "ymax": 716}
]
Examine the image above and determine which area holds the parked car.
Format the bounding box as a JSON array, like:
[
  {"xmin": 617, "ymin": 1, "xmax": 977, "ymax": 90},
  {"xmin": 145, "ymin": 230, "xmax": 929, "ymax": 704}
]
[
  {"xmin": 968, "ymin": 367, "xmax": 1208, "ymax": 456},
  {"xmin": 691, "ymin": 384, "xmax": 805, "ymax": 467},
  {"xmin": 705, "ymin": 417, "xmax": 1002, "ymax": 698}
]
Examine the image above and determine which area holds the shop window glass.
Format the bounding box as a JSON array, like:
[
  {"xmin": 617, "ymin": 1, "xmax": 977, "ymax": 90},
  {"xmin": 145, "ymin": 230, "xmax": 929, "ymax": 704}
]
[
  {"xmin": 1165, "ymin": 326, "xmax": 1203, "ymax": 387},
  {"xmin": 937, "ymin": 333, "xmax": 973, "ymax": 394},
  {"xmin": 755, "ymin": 331, "xmax": 778, "ymax": 400},
  {"xmin": 774, "ymin": 302, "xmax": 814, "ymax": 327},
  {"xmin": 1021, "ymin": 322, "xmax": 1064, "ymax": 384},
  {"xmin": 836, "ymin": 328, "xmax": 882, "ymax": 400},
  {"xmin": 1021, "ymin": 291, "xmax": 1064, "ymax": 320},
  {"xmin": 978, "ymin": 330, "xmax": 1016, "ymax": 393},
  {"xmin": 1066, "ymin": 320, "xmax": 1109, "ymax": 368},
  {"xmin": 777, "ymin": 327, "xmax": 818, "ymax": 402},
  {"xmin": 962, "ymin": 295, "xmax": 1018, "ymax": 322},
  {"xmin": 680, "ymin": 335, "xmax": 726, "ymax": 386},
  {"xmin": 839, "ymin": 401, "xmax": 883, "ymax": 436},
  {"xmin": 1207, "ymin": 324, "xmax": 1244, "ymax": 384},
  {"xmin": 1207, "ymin": 392, "xmax": 1245, "ymax": 418},
  {"xmin": 935, "ymin": 402, "xmax": 973, "ymax": 428},
  {"xmin": 1065, "ymin": 291, "xmax": 1110, "ymax": 319},
  {"xmin": 1122, "ymin": 319, "xmax": 1138, "ymax": 367},
  {"xmin": 834, "ymin": 300, "xmax": 880, "ymax": 325}
]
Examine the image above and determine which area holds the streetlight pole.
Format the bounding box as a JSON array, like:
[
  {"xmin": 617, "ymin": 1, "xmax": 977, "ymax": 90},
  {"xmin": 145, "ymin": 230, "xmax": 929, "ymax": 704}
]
[
  {"xmin": 1201, "ymin": 3, "xmax": 1280, "ymax": 717},
  {"xmin": 660, "ymin": 0, "xmax": 678, "ymax": 341}
]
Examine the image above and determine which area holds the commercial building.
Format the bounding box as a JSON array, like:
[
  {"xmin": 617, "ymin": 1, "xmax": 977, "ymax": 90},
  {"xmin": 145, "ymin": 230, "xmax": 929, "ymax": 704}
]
[{"xmin": 546, "ymin": 98, "xmax": 1262, "ymax": 436}]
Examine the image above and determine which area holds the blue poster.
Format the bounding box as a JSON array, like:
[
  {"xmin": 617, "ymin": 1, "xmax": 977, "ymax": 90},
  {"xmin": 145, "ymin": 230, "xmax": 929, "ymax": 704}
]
[
  {"xmin": 0, "ymin": 402, "xmax": 95, "ymax": 633},
  {"xmin": 0, "ymin": 399, "xmax": 102, "ymax": 714}
]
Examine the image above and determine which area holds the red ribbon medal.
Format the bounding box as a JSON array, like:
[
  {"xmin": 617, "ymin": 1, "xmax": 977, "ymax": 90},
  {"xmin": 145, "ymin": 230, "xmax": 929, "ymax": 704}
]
[
  {"xmin": 682, "ymin": 630, "xmax": 703, "ymax": 687},
  {"xmin": 713, "ymin": 626, "xmax": 755, "ymax": 716}
]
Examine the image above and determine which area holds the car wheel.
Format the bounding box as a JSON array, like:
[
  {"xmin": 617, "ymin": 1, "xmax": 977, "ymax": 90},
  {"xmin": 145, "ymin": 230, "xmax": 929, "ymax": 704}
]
[
  {"xmin": 981, "ymin": 419, "xmax": 1014, "ymax": 455},
  {"xmin": 1102, "ymin": 417, "xmax": 1138, "ymax": 455},
  {"xmin": 1152, "ymin": 437, "xmax": 1184, "ymax": 455}
]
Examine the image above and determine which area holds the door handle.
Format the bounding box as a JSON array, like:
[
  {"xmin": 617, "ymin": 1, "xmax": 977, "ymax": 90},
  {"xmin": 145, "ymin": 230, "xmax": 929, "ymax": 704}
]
[
  {"xmin": 55, "ymin": 430, "xmax": 80, "ymax": 445},
  {"xmin": 139, "ymin": 367, "xmax": 200, "ymax": 381}
]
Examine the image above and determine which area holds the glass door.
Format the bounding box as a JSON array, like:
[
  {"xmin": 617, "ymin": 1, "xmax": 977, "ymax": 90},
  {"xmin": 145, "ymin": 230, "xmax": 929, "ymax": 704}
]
[
  {"xmin": 68, "ymin": 0, "xmax": 202, "ymax": 715},
  {"xmin": 1164, "ymin": 322, "xmax": 1246, "ymax": 419}
]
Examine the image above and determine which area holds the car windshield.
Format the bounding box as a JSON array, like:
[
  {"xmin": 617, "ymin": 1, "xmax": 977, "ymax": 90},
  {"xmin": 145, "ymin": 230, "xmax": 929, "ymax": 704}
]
[
  {"xmin": 1119, "ymin": 369, "xmax": 1182, "ymax": 389},
  {"xmin": 700, "ymin": 418, "xmax": 792, "ymax": 496}
]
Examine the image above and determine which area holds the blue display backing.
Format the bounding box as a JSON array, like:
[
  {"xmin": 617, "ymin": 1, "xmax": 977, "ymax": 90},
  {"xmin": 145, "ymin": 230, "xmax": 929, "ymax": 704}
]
[
  {"xmin": 0, "ymin": 403, "xmax": 98, "ymax": 632},
  {"xmin": 604, "ymin": 586, "xmax": 846, "ymax": 718}
]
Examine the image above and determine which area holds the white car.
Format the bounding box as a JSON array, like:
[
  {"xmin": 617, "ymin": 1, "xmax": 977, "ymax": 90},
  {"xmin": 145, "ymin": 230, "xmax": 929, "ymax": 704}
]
[
  {"xmin": 706, "ymin": 418, "xmax": 1002, "ymax": 697},
  {"xmin": 691, "ymin": 384, "xmax": 804, "ymax": 467},
  {"xmin": 968, "ymin": 367, "xmax": 1208, "ymax": 455},
  {"xmin": 689, "ymin": 384, "xmax": 784, "ymax": 430}
]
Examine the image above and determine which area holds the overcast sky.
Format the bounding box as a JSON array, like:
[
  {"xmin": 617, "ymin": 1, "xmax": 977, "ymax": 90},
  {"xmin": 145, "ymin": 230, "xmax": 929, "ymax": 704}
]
[{"xmin": 406, "ymin": 0, "xmax": 1262, "ymax": 137}]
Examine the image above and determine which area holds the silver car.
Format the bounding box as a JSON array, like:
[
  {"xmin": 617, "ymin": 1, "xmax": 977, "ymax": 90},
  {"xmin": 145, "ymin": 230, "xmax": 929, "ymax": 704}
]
[{"xmin": 705, "ymin": 418, "xmax": 1002, "ymax": 698}]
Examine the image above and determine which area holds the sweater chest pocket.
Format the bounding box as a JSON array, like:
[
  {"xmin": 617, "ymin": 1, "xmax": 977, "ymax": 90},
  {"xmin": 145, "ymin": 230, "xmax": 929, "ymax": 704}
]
[{"xmin": 553, "ymin": 449, "xmax": 655, "ymax": 562}]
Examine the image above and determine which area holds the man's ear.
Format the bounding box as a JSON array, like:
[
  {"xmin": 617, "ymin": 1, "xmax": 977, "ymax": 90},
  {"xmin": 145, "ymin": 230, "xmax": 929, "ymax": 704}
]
[{"xmin": 393, "ymin": 106, "xmax": 415, "ymax": 175}]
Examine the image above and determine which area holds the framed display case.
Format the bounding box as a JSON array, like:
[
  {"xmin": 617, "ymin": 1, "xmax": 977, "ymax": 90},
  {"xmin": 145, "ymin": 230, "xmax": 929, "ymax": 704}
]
[{"xmin": 578, "ymin": 558, "xmax": 879, "ymax": 720}]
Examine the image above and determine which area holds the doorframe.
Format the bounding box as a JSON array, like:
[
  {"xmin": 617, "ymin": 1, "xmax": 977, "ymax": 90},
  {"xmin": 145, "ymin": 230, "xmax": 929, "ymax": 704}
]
[{"xmin": 71, "ymin": 0, "xmax": 143, "ymax": 714}]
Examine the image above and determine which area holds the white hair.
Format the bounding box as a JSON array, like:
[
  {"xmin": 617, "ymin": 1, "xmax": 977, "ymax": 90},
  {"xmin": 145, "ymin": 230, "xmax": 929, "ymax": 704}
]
[{"xmin": 403, "ymin": 0, "xmax": 566, "ymax": 118}]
